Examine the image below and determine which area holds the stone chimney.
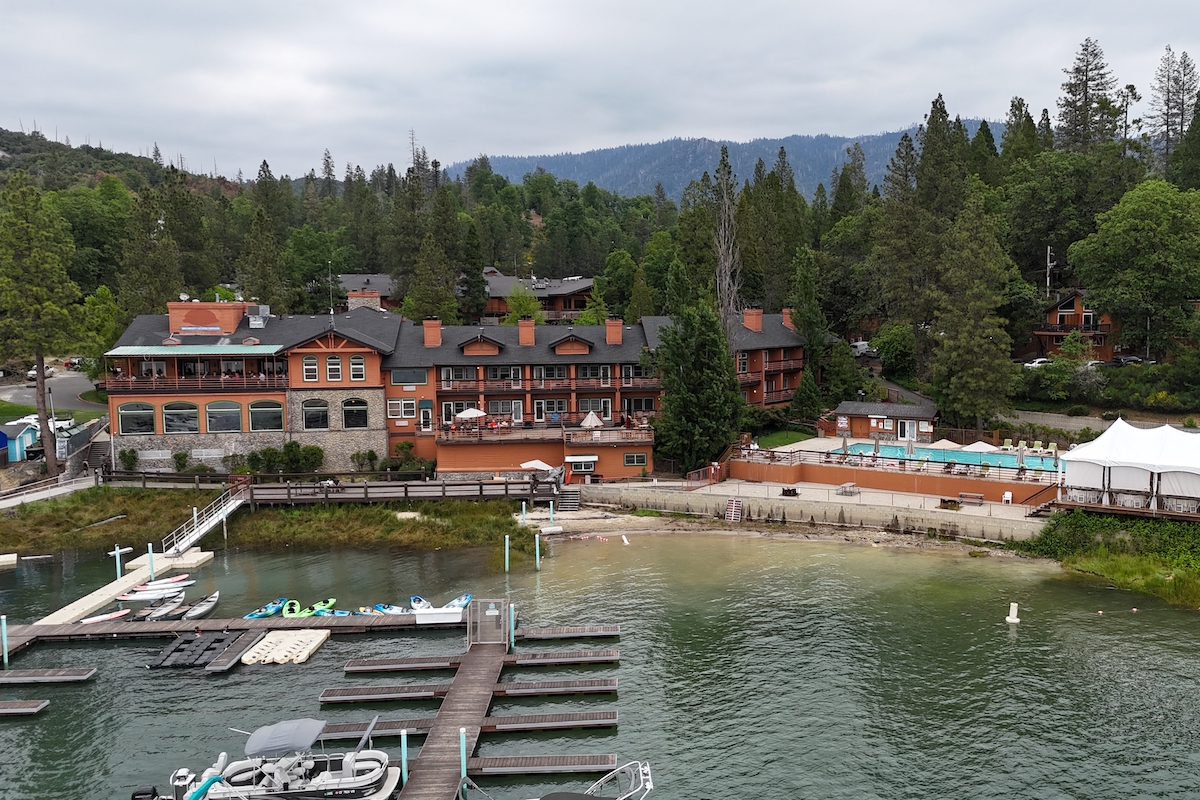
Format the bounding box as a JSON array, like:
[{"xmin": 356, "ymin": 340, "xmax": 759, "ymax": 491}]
[
  {"xmin": 605, "ymin": 319, "xmax": 623, "ymax": 346},
  {"xmin": 518, "ymin": 318, "xmax": 536, "ymax": 346},
  {"xmin": 781, "ymin": 308, "xmax": 795, "ymax": 330},
  {"xmin": 422, "ymin": 318, "xmax": 442, "ymax": 347},
  {"xmin": 743, "ymin": 308, "xmax": 763, "ymax": 332},
  {"xmin": 347, "ymin": 290, "xmax": 382, "ymax": 311}
]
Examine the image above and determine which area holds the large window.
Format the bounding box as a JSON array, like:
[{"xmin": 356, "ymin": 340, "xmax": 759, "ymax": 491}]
[
  {"xmin": 387, "ymin": 399, "xmax": 417, "ymax": 419},
  {"xmin": 578, "ymin": 398, "xmax": 612, "ymax": 419},
  {"xmin": 138, "ymin": 360, "xmax": 166, "ymax": 378},
  {"xmin": 624, "ymin": 453, "xmax": 648, "ymax": 467},
  {"xmin": 303, "ymin": 356, "xmax": 318, "ymax": 382},
  {"xmin": 303, "ymin": 399, "xmax": 329, "ymax": 430},
  {"xmin": 577, "ymin": 365, "xmax": 608, "ymax": 379},
  {"xmin": 391, "ymin": 368, "xmax": 427, "ymax": 385},
  {"xmin": 220, "ymin": 360, "xmax": 244, "ymax": 376},
  {"xmin": 487, "ymin": 366, "xmax": 521, "ymax": 381},
  {"xmin": 534, "ymin": 365, "xmax": 568, "ymax": 380},
  {"xmin": 326, "ymin": 355, "xmax": 342, "ymax": 382},
  {"xmin": 162, "ymin": 402, "xmax": 199, "ymax": 434},
  {"xmin": 118, "ymin": 402, "xmax": 155, "ymax": 435},
  {"xmin": 206, "ymin": 401, "xmax": 242, "ymax": 433},
  {"xmin": 342, "ymin": 398, "xmax": 368, "ymax": 429},
  {"xmin": 488, "ymin": 400, "xmax": 515, "ymax": 414},
  {"xmin": 441, "ymin": 366, "xmax": 472, "ymax": 382},
  {"xmin": 350, "ymin": 355, "xmax": 366, "ymax": 381},
  {"xmin": 737, "ymin": 352, "xmax": 749, "ymax": 373},
  {"xmin": 622, "ymin": 397, "xmax": 655, "ymax": 412},
  {"xmin": 249, "ymin": 400, "xmax": 284, "ymax": 431}
]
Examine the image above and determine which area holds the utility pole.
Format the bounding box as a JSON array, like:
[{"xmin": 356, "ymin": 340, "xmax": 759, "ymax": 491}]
[{"xmin": 1045, "ymin": 246, "xmax": 1056, "ymax": 298}]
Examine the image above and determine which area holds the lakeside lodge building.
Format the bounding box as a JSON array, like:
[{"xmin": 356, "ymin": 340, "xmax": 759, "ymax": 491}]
[{"xmin": 103, "ymin": 298, "xmax": 809, "ymax": 481}]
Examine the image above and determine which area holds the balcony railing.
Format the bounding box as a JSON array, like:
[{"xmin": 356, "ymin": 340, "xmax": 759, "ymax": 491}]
[
  {"xmin": 764, "ymin": 358, "xmax": 805, "ymax": 373},
  {"xmin": 440, "ymin": 380, "xmax": 481, "ymax": 392},
  {"xmin": 1035, "ymin": 323, "xmax": 1111, "ymax": 334},
  {"xmin": 619, "ymin": 376, "xmax": 660, "ymax": 389},
  {"xmin": 737, "ymin": 372, "xmax": 760, "ymax": 386},
  {"xmin": 564, "ymin": 428, "xmax": 654, "ymax": 444},
  {"xmin": 105, "ymin": 375, "xmax": 290, "ymax": 394},
  {"xmin": 763, "ymin": 389, "xmax": 796, "ymax": 404}
]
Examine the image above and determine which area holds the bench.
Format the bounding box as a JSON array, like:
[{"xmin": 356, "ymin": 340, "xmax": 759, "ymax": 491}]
[
  {"xmin": 958, "ymin": 492, "xmax": 984, "ymax": 506},
  {"xmin": 780, "ymin": 487, "xmax": 798, "ymax": 497},
  {"xmin": 836, "ymin": 482, "xmax": 859, "ymax": 496}
]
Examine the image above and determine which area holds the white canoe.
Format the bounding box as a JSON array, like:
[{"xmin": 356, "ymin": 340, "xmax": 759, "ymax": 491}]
[
  {"xmin": 133, "ymin": 573, "xmax": 190, "ymax": 590},
  {"xmin": 181, "ymin": 591, "xmax": 220, "ymax": 620},
  {"xmin": 117, "ymin": 584, "xmax": 194, "ymax": 601},
  {"xmin": 146, "ymin": 592, "xmax": 188, "ymax": 620}
]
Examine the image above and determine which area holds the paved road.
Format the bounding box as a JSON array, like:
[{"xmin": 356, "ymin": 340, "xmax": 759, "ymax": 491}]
[{"xmin": 0, "ymin": 370, "xmax": 104, "ymax": 412}]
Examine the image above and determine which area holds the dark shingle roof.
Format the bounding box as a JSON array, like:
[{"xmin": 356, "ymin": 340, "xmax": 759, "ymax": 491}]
[
  {"xmin": 382, "ymin": 322, "xmax": 649, "ymax": 369},
  {"xmin": 339, "ymin": 273, "xmax": 394, "ymax": 297},
  {"xmin": 833, "ymin": 401, "xmax": 938, "ymax": 419},
  {"xmin": 486, "ymin": 274, "xmax": 593, "ymax": 300},
  {"xmin": 642, "ymin": 314, "xmax": 808, "ymax": 351},
  {"xmin": 112, "ymin": 307, "xmax": 404, "ymax": 355}
]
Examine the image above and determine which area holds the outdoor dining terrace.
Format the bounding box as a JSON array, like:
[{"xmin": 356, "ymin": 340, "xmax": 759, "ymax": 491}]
[
  {"xmin": 732, "ymin": 445, "xmax": 1061, "ymax": 484},
  {"xmin": 104, "ymin": 373, "xmax": 290, "ymax": 394}
]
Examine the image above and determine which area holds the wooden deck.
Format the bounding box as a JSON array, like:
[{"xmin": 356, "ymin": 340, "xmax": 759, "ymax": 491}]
[
  {"xmin": 0, "ymin": 668, "xmax": 96, "ymax": 685},
  {"xmin": 0, "ymin": 700, "xmax": 50, "ymax": 716},
  {"xmin": 319, "ymin": 711, "xmax": 617, "ymax": 741},
  {"xmin": 321, "ymin": 678, "xmax": 617, "ymax": 704},
  {"xmin": 344, "ymin": 650, "xmax": 618, "ymax": 673},
  {"xmin": 515, "ymin": 626, "xmax": 621, "ymax": 639},
  {"xmin": 466, "ymin": 754, "xmax": 617, "ymax": 775},
  {"xmin": 149, "ymin": 631, "xmax": 247, "ymax": 668},
  {"xmin": 205, "ymin": 631, "xmax": 266, "ymax": 672},
  {"xmin": 493, "ymin": 679, "xmax": 618, "ymax": 697}
]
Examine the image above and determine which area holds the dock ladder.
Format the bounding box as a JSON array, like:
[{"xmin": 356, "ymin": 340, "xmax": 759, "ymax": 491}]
[{"xmin": 724, "ymin": 498, "xmax": 743, "ymax": 522}]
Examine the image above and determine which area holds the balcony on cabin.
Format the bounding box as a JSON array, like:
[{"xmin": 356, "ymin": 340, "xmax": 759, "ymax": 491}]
[
  {"xmin": 763, "ymin": 388, "xmax": 797, "ymax": 404},
  {"xmin": 105, "ymin": 356, "xmax": 290, "ymax": 394},
  {"xmin": 1036, "ymin": 313, "xmax": 1110, "ymax": 335},
  {"xmin": 435, "ymin": 410, "xmax": 656, "ymax": 444},
  {"xmin": 764, "ymin": 357, "xmax": 804, "ymax": 373}
]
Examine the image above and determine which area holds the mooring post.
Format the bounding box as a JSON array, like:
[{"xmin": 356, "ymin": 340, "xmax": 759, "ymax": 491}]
[
  {"xmin": 113, "ymin": 543, "xmax": 122, "ymax": 579},
  {"xmin": 535, "ymin": 534, "xmax": 541, "ymax": 570},
  {"xmin": 508, "ymin": 603, "xmax": 515, "ymax": 652},
  {"xmin": 192, "ymin": 506, "xmax": 198, "ymax": 530},
  {"xmin": 521, "ymin": 501, "xmax": 526, "ymax": 525},
  {"xmin": 147, "ymin": 543, "xmax": 155, "ymax": 581},
  {"xmin": 400, "ymin": 729, "xmax": 408, "ymax": 785},
  {"xmin": 1, "ymin": 614, "xmax": 8, "ymax": 669},
  {"xmin": 504, "ymin": 535, "xmax": 510, "ymax": 573},
  {"xmin": 549, "ymin": 501, "xmax": 554, "ymax": 524},
  {"xmin": 222, "ymin": 513, "xmax": 228, "ymax": 544},
  {"xmin": 459, "ymin": 727, "xmax": 467, "ymax": 778}
]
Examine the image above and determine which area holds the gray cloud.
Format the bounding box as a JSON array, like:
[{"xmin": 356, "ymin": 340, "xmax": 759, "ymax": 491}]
[{"xmin": 3, "ymin": 0, "xmax": 1196, "ymax": 179}]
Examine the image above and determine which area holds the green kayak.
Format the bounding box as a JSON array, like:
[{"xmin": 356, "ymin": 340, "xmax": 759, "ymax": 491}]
[
  {"xmin": 281, "ymin": 599, "xmax": 303, "ymax": 618},
  {"xmin": 296, "ymin": 597, "xmax": 336, "ymax": 617}
]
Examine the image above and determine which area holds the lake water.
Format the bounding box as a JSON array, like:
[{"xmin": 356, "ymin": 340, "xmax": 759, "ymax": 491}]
[{"xmin": 3, "ymin": 533, "xmax": 1200, "ymax": 800}]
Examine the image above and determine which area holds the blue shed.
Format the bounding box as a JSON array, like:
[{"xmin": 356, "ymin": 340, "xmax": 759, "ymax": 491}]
[{"xmin": 1, "ymin": 422, "xmax": 40, "ymax": 462}]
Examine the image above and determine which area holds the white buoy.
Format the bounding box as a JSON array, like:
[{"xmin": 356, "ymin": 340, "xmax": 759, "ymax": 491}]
[
  {"xmin": 621, "ymin": 535, "xmax": 630, "ymax": 546},
  {"xmin": 1005, "ymin": 602, "xmax": 1020, "ymax": 624}
]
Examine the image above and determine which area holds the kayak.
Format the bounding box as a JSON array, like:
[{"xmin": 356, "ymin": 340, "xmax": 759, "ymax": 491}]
[
  {"xmin": 314, "ymin": 608, "xmax": 351, "ymax": 617},
  {"xmin": 78, "ymin": 608, "xmax": 131, "ymax": 624},
  {"xmin": 181, "ymin": 591, "xmax": 221, "ymax": 620},
  {"xmin": 244, "ymin": 597, "xmax": 287, "ymax": 619},
  {"xmin": 117, "ymin": 584, "xmax": 195, "ymax": 601},
  {"xmin": 131, "ymin": 594, "xmax": 182, "ymax": 621},
  {"xmin": 132, "ymin": 574, "xmax": 190, "ymax": 591},
  {"xmin": 146, "ymin": 591, "xmax": 188, "ymax": 621},
  {"xmin": 410, "ymin": 595, "xmax": 433, "ymax": 610},
  {"xmin": 292, "ymin": 598, "xmax": 336, "ymax": 618},
  {"xmin": 130, "ymin": 580, "xmax": 196, "ymax": 593},
  {"xmin": 441, "ymin": 593, "xmax": 472, "ymax": 609},
  {"xmin": 374, "ymin": 603, "xmax": 412, "ymax": 615},
  {"xmin": 354, "ymin": 607, "xmax": 384, "ymax": 616},
  {"xmin": 281, "ymin": 600, "xmax": 303, "ymax": 618}
]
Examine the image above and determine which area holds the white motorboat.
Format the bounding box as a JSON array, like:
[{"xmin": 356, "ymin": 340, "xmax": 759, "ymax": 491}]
[
  {"xmin": 458, "ymin": 761, "xmax": 652, "ymax": 800},
  {"xmin": 132, "ymin": 716, "xmax": 401, "ymax": 800}
]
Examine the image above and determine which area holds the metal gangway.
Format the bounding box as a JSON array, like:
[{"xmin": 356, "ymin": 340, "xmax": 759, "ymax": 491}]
[{"xmin": 160, "ymin": 480, "xmax": 250, "ymax": 556}]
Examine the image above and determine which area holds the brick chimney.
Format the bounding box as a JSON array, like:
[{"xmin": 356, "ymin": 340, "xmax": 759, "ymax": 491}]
[
  {"xmin": 518, "ymin": 318, "xmax": 536, "ymax": 346},
  {"xmin": 422, "ymin": 318, "xmax": 442, "ymax": 347},
  {"xmin": 347, "ymin": 289, "xmax": 382, "ymax": 311},
  {"xmin": 743, "ymin": 308, "xmax": 763, "ymax": 332},
  {"xmin": 605, "ymin": 318, "xmax": 623, "ymax": 346},
  {"xmin": 781, "ymin": 308, "xmax": 795, "ymax": 330}
]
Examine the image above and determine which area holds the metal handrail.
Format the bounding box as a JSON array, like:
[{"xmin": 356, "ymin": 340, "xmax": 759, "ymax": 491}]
[{"xmin": 161, "ymin": 484, "xmax": 249, "ymax": 556}]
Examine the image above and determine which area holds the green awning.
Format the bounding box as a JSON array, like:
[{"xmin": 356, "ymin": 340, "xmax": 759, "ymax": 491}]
[{"xmin": 106, "ymin": 345, "xmax": 283, "ymax": 357}]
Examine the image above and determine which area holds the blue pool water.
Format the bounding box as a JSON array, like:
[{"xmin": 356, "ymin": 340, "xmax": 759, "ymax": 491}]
[{"xmin": 842, "ymin": 443, "xmax": 1057, "ymax": 470}]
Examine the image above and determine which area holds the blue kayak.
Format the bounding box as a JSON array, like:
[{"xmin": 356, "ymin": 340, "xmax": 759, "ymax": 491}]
[
  {"xmin": 244, "ymin": 597, "xmax": 287, "ymax": 619},
  {"xmin": 442, "ymin": 593, "xmax": 472, "ymax": 609},
  {"xmin": 410, "ymin": 595, "xmax": 433, "ymax": 610},
  {"xmin": 314, "ymin": 608, "xmax": 352, "ymax": 617}
]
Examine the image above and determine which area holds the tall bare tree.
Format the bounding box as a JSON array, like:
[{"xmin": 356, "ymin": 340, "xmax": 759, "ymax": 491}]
[
  {"xmin": 713, "ymin": 146, "xmax": 742, "ymax": 349},
  {"xmin": 1149, "ymin": 45, "xmax": 1199, "ymax": 161}
]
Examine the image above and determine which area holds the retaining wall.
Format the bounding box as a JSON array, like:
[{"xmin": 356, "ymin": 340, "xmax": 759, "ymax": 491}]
[{"xmin": 580, "ymin": 485, "xmax": 1046, "ymax": 541}]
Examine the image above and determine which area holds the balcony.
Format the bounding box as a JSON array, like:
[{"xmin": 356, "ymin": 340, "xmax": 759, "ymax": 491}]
[
  {"xmin": 764, "ymin": 358, "xmax": 805, "ymax": 373},
  {"xmin": 618, "ymin": 376, "xmax": 661, "ymax": 389},
  {"xmin": 737, "ymin": 372, "xmax": 760, "ymax": 386},
  {"xmin": 105, "ymin": 375, "xmax": 290, "ymax": 394},
  {"xmin": 763, "ymin": 389, "xmax": 796, "ymax": 405},
  {"xmin": 1034, "ymin": 323, "xmax": 1111, "ymax": 335},
  {"xmin": 564, "ymin": 428, "xmax": 654, "ymax": 445},
  {"xmin": 544, "ymin": 310, "xmax": 583, "ymax": 322},
  {"xmin": 437, "ymin": 425, "xmax": 565, "ymax": 443},
  {"xmin": 439, "ymin": 380, "xmax": 481, "ymax": 393}
]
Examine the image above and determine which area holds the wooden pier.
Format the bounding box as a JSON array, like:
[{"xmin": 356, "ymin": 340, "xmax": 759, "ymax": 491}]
[
  {"xmin": 466, "ymin": 754, "xmax": 617, "ymax": 775},
  {"xmin": 320, "ymin": 711, "xmax": 617, "ymax": 741},
  {"xmin": 0, "ymin": 700, "xmax": 50, "ymax": 716},
  {"xmin": 204, "ymin": 631, "xmax": 266, "ymax": 672},
  {"xmin": 149, "ymin": 631, "xmax": 247, "ymax": 668},
  {"xmin": 320, "ymin": 678, "xmax": 618, "ymax": 704},
  {"xmin": 0, "ymin": 668, "xmax": 96, "ymax": 685},
  {"xmin": 515, "ymin": 625, "xmax": 621, "ymax": 639},
  {"xmin": 345, "ymin": 649, "xmax": 619, "ymax": 673}
]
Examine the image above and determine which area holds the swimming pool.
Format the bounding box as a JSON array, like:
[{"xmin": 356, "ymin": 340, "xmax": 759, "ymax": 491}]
[{"xmin": 840, "ymin": 443, "xmax": 1057, "ymax": 471}]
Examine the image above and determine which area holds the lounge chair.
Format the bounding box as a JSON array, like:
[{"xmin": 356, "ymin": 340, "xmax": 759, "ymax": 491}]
[
  {"xmin": 980, "ymin": 463, "xmax": 990, "ymax": 477},
  {"xmin": 1033, "ymin": 468, "xmax": 1044, "ymax": 481},
  {"xmin": 1047, "ymin": 442, "xmax": 1058, "ymax": 457},
  {"xmin": 1001, "ymin": 438, "xmax": 1013, "ymax": 451},
  {"xmin": 1017, "ymin": 440, "xmax": 1028, "ymax": 451},
  {"xmin": 1032, "ymin": 440, "xmax": 1044, "ymax": 454}
]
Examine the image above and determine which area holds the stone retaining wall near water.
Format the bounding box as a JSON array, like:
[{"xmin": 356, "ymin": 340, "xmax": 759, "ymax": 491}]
[{"xmin": 580, "ymin": 485, "xmax": 1046, "ymax": 541}]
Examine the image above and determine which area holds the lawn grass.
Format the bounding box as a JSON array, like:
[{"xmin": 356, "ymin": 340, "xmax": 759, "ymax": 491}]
[
  {"xmin": 757, "ymin": 429, "xmax": 814, "ymax": 449},
  {"xmin": 80, "ymin": 389, "xmax": 108, "ymax": 404},
  {"xmin": 0, "ymin": 399, "xmax": 107, "ymax": 425}
]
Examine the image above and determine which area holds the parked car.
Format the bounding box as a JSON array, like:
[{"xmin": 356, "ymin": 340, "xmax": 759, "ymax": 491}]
[
  {"xmin": 1112, "ymin": 355, "xmax": 1144, "ymax": 367},
  {"xmin": 849, "ymin": 341, "xmax": 878, "ymax": 358},
  {"xmin": 1024, "ymin": 358, "xmax": 1051, "ymax": 369},
  {"xmin": 66, "ymin": 356, "xmax": 83, "ymax": 370},
  {"xmin": 1084, "ymin": 360, "xmax": 1105, "ymax": 368},
  {"xmin": 26, "ymin": 365, "xmax": 55, "ymax": 380}
]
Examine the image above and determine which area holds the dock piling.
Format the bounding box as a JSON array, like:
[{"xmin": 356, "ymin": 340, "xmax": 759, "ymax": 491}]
[
  {"xmin": 535, "ymin": 534, "xmax": 541, "ymax": 570},
  {"xmin": 521, "ymin": 501, "xmax": 526, "ymax": 525},
  {"xmin": 508, "ymin": 605, "xmax": 515, "ymax": 652},
  {"xmin": 147, "ymin": 543, "xmax": 155, "ymax": 581},
  {"xmin": 549, "ymin": 501, "xmax": 554, "ymax": 524},
  {"xmin": 400, "ymin": 729, "xmax": 408, "ymax": 785},
  {"xmin": 2, "ymin": 615, "xmax": 7, "ymax": 669},
  {"xmin": 460, "ymin": 726, "xmax": 467, "ymax": 778},
  {"xmin": 504, "ymin": 535, "xmax": 509, "ymax": 573}
]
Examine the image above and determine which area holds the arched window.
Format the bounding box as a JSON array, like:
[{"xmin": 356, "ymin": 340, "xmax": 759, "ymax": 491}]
[
  {"xmin": 162, "ymin": 402, "xmax": 199, "ymax": 433},
  {"xmin": 326, "ymin": 355, "xmax": 342, "ymax": 381},
  {"xmin": 342, "ymin": 398, "xmax": 368, "ymax": 429},
  {"xmin": 249, "ymin": 400, "xmax": 284, "ymax": 431},
  {"xmin": 206, "ymin": 401, "xmax": 242, "ymax": 433},
  {"xmin": 118, "ymin": 402, "xmax": 155, "ymax": 435},
  {"xmin": 350, "ymin": 354, "xmax": 366, "ymax": 381},
  {"xmin": 302, "ymin": 355, "xmax": 318, "ymax": 382},
  {"xmin": 302, "ymin": 399, "xmax": 329, "ymax": 430}
]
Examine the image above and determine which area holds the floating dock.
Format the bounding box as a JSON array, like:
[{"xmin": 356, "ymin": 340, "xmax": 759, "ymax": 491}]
[
  {"xmin": 0, "ymin": 700, "xmax": 50, "ymax": 716},
  {"xmin": 149, "ymin": 632, "xmax": 247, "ymax": 669},
  {"xmin": 320, "ymin": 678, "xmax": 617, "ymax": 704},
  {"xmin": 465, "ymin": 754, "xmax": 617, "ymax": 775},
  {"xmin": 345, "ymin": 649, "xmax": 619, "ymax": 673},
  {"xmin": 319, "ymin": 711, "xmax": 618, "ymax": 741},
  {"xmin": 204, "ymin": 631, "xmax": 266, "ymax": 672},
  {"xmin": 0, "ymin": 668, "xmax": 96, "ymax": 685},
  {"xmin": 514, "ymin": 625, "xmax": 621, "ymax": 639}
]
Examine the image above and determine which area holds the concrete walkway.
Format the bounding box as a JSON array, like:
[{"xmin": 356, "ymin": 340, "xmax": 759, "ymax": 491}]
[{"xmin": 0, "ymin": 476, "xmax": 97, "ymax": 510}]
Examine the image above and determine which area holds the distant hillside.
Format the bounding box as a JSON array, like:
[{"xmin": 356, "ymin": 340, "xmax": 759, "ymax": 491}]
[
  {"xmin": 0, "ymin": 128, "xmax": 168, "ymax": 191},
  {"xmin": 448, "ymin": 121, "xmax": 1002, "ymax": 201}
]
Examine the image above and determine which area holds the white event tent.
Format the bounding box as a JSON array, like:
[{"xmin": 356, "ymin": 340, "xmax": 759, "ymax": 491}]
[{"xmin": 1059, "ymin": 419, "xmax": 1200, "ymax": 512}]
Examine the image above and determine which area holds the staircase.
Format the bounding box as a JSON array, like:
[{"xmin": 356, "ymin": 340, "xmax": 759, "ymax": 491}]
[
  {"xmin": 161, "ymin": 483, "xmax": 250, "ymax": 556},
  {"xmin": 557, "ymin": 488, "xmax": 581, "ymax": 511},
  {"xmin": 724, "ymin": 498, "xmax": 743, "ymax": 522},
  {"xmin": 85, "ymin": 435, "xmax": 109, "ymax": 470}
]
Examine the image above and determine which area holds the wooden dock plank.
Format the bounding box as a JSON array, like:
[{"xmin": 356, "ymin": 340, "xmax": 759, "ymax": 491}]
[
  {"xmin": 205, "ymin": 630, "xmax": 266, "ymax": 672},
  {"xmin": 481, "ymin": 711, "xmax": 618, "ymax": 732},
  {"xmin": 319, "ymin": 683, "xmax": 452, "ymax": 703},
  {"xmin": 493, "ymin": 679, "xmax": 618, "ymax": 697},
  {"xmin": 508, "ymin": 650, "xmax": 619, "ymax": 666},
  {"xmin": 0, "ymin": 700, "xmax": 50, "ymax": 716},
  {"xmin": 466, "ymin": 754, "xmax": 618, "ymax": 775},
  {"xmin": 515, "ymin": 626, "xmax": 620, "ymax": 640},
  {"xmin": 0, "ymin": 668, "xmax": 96, "ymax": 685},
  {"xmin": 345, "ymin": 656, "xmax": 464, "ymax": 673},
  {"xmin": 344, "ymin": 650, "xmax": 617, "ymax": 673},
  {"xmin": 319, "ymin": 717, "xmax": 436, "ymax": 740}
]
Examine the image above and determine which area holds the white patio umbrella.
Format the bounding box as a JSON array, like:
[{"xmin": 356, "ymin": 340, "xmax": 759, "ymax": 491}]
[
  {"xmin": 580, "ymin": 411, "xmax": 604, "ymax": 428},
  {"xmin": 873, "ymin": 437, "xmax": 880, "ymax": 455},
  {"xmin": 520, "ymin": 459, "xmax": 555, "ymax": 471},
  {"xmin": 1016, "ymin": 443, "xmax": 1026, "ymax": 468},
  {"xmin": 905, "ymin": 438, "xmax": 916, "ymax": 457},
  {"xmin": 841, "ymin": 435, "xmax": 850, "ymax": 454},
  {"xmin": 961, "ymin": 441, "xmax": 999, "ymax": 453},
  {"xmin": 455, "ymin": 407, "xmax": 487, "ymax": 420}
]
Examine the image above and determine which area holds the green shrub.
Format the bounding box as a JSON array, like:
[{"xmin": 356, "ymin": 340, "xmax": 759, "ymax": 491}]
[
  {"xmin": 1066, "ymin": 404, "xmax": 1089, "ymax": 416},
  {"xmin": 172, "ymin": 451, "xmax": 189, "ymax": 472},
  {"xmin": 1101, "ymin": 410, "xmax": 1122, "ymax": 421},
  {"xmin": 182, "ymin": 463, "xmax": 214, "ymax": 473},
  {"xmin": 117, "ymin": 448, "xmax": 139, "ymax": 472},
  {"xmin": 1185, "ymin": 417, "xmax": 1198, "ymax": 429}
]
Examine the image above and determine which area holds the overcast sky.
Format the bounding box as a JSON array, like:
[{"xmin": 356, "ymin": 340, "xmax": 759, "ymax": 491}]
[{"xmin": 4, "ymin": 1, "xmax": 1197, "ymax": 178}]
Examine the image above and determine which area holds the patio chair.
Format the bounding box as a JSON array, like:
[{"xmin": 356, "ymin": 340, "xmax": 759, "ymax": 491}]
[
  {"xmin": 1032, "ymin": 440, "xmax": 1044, "ymax": 454},
  {"xmin": 1033, "ymin": 468, "xmax": 1044, "ymax": 481},
  {"xmin": 1047, "ymin": 442, "xmax": 1058, "ymax": 457},
  {"xmin": 1001, "ymin": 438, "xmax": 1013, "ymax": 451},
  {"xmin": 980, "ymin": 463, "xmax": 990, "ymax": 477},
  {"xmin": 1017, "ymin": 440, "xmax": 1028, "ymax": 451}
]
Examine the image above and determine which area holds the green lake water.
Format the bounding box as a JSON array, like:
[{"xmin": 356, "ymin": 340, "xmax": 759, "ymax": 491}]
[{"xmin": 2, "ymin": 533, "xmax": 1200, "ymax": 799}]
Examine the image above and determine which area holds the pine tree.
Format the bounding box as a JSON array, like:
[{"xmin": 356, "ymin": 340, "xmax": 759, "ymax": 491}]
[
  {"xmin": 458, "ymin": 220, "xmax": 488, "ymax": 321},
  {"xmin": 641, "ymin": 230, "xmax": 676, "ymax": 309},
  {"xmin": 655, "ymin": 303, "xmax": 743, "ymax": 472},
  {"xmin": 118, "ymin": 189, "xmax": 184, "ymax": 316},
  {"xmin": 320, "ymin": 149, "xmax": 337, "ymax": 199},
  {"xmin": 1037, "ymin": 109, "xmax": 1055, "ymax": 150},
  {"xmin": 430, "ymin": 186, "xmax": 462, "ymax": 264},
  {"xmin": 1169, "ymin": 102, "xmax": 1200, "ymax": 189},
  {"xmin": 999, "ymin": 97, "xmax": 1041, "ymax": 167},
  {"xmin": 0, "ymin": 172, "xmax": 80, "ymax": 477},
  {"xmin": 151, "ymin": 143, "xmax": 163, "ymax": 167},
  {"xmin": 809, "ymin": 183, "xmax": 830, "ymax": 248},
  {"xmin": 501, "ymin": 282, "xmax": 544, "ymax": 325},
  {"xmin": 663, "ymin": 257, "xmax": 693, "ymax": 317},
  {"xmin": 236, "ymin": 208, "xmax": 287, "ymax": 310},
  {"xmin": 789, "ymin": 362, "xmax": 822, "ymax": 421},
  {"xmin": 1057, "ymin": 37, "xmax": 1119, "ymax": 152},
  {"xmin": 624, "ymin": 266, "xmax": 654, "ymax": 324},
  {"xmin": 403, "ymin": 234, "xmax": 460, "ymax": 324},
  {"xmin": 787, "ymin": 246, "xmax": 826, "ymax": 362},
  {"xmin": 713, "ymin": 146, "xmax": 742, "ymax": 346},
  {"xmin": 915, "ymin": 94, "xmax": 968, "ymax": 221},
  {"xmin": 576, "ymin": 287, "xmax": 610, "ymax": 325},
  {"xmin": 969, "ymin": 120, "xmax": 1000, "ymax": 184},
  {"xmin": 1149, "ymin": 46, "xmax": 1199, "ymax": 161},
  {"xmin": 823, "ymin": 340, "xmax": 864, "ymax": 404},
  {"xmin": 829, "ymin": 144, "xmax": 868, "ymax": 224}
]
